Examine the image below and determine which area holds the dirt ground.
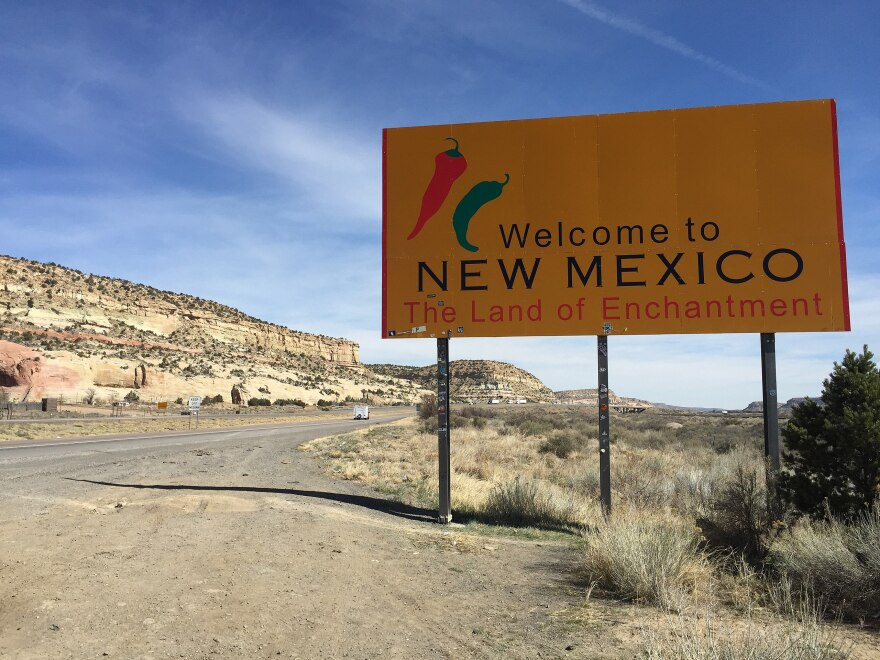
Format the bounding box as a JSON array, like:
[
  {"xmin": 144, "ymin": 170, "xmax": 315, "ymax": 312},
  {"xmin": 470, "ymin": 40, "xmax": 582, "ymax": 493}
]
[
  {"xmin": 0, "ymin": 418, "xmax": 661, "ymax": 659},
  {"xmin": 1, "ymin": 417, "xmax": 876, "ymax": 659}
]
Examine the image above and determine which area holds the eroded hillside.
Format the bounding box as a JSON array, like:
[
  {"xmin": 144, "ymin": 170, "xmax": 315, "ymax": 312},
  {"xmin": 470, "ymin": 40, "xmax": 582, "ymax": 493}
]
[{"xmin": 0, "ymin": 255, "xmax": 418, "ymax": 404}]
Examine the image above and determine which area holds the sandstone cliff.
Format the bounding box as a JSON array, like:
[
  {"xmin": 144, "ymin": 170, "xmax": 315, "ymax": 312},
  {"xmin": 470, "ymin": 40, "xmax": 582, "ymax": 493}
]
[{"xmin": 0, "ymin": 255, "xmax": 420, "ymax": 405}]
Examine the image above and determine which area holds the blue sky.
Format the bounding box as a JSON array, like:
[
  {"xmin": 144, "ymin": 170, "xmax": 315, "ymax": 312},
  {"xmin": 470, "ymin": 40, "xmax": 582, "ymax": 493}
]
[{"xmin": 1, "ymin": 1, "xmax": 878, "ymax": 408}]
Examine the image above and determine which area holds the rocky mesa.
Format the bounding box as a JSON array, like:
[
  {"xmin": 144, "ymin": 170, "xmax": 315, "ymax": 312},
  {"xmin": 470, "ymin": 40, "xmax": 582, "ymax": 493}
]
[
  {"xmin": 368, "ymin": 360, "xmax": 557, "ymax": 403},
  {"xmin": 555, "ymin": 388, "xmax": 655, "ymax": 409},
  {"xmin": 0, "ymin": 255, "xmax": 418, "ymax": 405}
]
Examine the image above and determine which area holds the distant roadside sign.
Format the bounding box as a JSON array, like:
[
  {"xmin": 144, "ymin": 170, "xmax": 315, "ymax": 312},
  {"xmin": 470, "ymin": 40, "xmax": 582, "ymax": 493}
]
[
  {"xmin": 157, "ymin": 401, "xmax": 168, "ymax": 411},
  {"xmin": 382, "ymin": 100, "xmax": 849, "ymax": 339},
  {"xmin": 188, "ymin": 396, "xmax": 202, "ymax": 412}
]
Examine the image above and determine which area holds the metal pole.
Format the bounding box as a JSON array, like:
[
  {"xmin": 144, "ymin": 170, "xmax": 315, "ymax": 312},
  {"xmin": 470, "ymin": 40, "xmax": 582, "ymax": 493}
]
[
  {"xmin": 597, "ymin": 334, "xmax": 611, "ymax": 516},
  {"xmin": 760, "ymin": 333, "xmax": 780, "ymax": 474},
  {"xmin": 437, "ymin": 337, "xmax": 452, "ymax": 524},
  {"xmin": 760, "ymin": 333, "xmax": 781, "ymax": 521}
]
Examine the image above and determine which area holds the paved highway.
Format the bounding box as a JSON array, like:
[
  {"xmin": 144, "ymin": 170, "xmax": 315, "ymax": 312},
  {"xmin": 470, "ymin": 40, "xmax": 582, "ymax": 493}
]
[
  {"xmin": 0, "ymin": 411, "xmax": 412, "ymax": 464},
  {"xmin": 0, "ymin": 404, "xmax": 408, "ymax": 425}
]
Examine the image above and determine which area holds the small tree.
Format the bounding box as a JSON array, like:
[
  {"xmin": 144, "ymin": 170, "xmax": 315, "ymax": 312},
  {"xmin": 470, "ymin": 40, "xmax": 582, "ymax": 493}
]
[
  {"xmin": 780, "ymin": 345, "xmax": 880, "ymax": 519},
  {"xmin": 83, "ymin": 388, "xmax": 97, "ymax": 405},
  {"xmin": 124, "ymin": 390, "xmax": 140, "ymax": 403}
]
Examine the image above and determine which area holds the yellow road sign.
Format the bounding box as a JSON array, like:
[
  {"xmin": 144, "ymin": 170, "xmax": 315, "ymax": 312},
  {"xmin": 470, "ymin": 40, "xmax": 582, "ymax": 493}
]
[{"xmin": 382, "ymin": 100, "xmax": 848, "ymax": 338}]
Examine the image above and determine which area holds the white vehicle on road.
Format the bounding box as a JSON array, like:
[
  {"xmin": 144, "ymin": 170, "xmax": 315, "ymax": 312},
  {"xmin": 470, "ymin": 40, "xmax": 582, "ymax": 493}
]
[{"xmin": 353, "ymin": 405, "xmax": 369, "ymax": 420}]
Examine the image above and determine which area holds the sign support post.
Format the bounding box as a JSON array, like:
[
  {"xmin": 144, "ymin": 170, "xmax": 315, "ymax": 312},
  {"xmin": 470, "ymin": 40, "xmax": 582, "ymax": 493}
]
[
  {"xmin": 437, "ymin": 338, "xmax": 452, "ymax": 524},
  {"xmin": 598, "ymin": 333, "xmax": 612, "ymax": 517},
  {"xmin": 187, "ymin": 396, "xmax": 201, "ymax": 431},
  {"xmin": 761, "ymin": 333, "xmax": 781, "ymax": 515}
]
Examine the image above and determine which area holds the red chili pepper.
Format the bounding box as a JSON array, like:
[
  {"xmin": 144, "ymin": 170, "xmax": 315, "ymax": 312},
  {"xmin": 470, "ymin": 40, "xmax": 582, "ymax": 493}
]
[{"xmin": 407, "ymin": 137, "xmax": 467, "ymax": 240}]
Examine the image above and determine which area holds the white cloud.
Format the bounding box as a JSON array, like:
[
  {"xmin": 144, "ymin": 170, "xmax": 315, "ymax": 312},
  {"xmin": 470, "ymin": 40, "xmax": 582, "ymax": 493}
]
[
  {"xmin": 0, "ymin": 186, "xmax": 379, "ymax": 343},
  {"xmin": 183, "ymin": 96, "xmax": 380, "ymax": 222}
]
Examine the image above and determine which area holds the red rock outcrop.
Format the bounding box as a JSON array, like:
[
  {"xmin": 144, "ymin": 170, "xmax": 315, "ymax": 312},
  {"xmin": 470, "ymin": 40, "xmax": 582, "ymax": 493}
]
[{"xmin": 0, "ymin": 341, "xmax": 41, "ymax": 387}]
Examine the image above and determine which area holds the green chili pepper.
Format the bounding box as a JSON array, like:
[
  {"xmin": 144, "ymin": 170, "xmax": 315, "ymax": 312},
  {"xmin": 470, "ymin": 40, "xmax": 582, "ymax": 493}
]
[{"xmin": 452, "ymin": 173, "xmax": 509, "ymax": 252}]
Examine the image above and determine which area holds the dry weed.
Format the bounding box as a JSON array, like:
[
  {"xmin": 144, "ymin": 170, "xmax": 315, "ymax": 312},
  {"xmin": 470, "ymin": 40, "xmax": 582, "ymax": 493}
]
[
  {"xmin": 768, "ymin": 504, "xmax": 880, "ymax": 619},
  {"xmin": 580, "ymin": 509, "xmax": 712, "ymax": 612}
]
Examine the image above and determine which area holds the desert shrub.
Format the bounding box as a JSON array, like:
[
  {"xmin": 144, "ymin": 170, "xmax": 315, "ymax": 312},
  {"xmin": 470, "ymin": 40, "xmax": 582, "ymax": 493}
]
[
  {"xmin": 580, "ymin": 512, "xmax": 709, "ymax": 612},
  {"xmin": 456, "ymin": 406, "xmax": 496, "ymax": 420},
  {"xmin": 202, "ymin": 394, "xmax": 223, "ymax": 405},
  {"xmin": 275, "ymin": 398, "xmax": 306, "ymax": 407},
  {"xmin": 451, "ymin": 407, "xmax": 492, "ymax": 430},
  {"xmin": 517, "ymin": 418, "xmax": 555, "ymax": 437},
  {"xmin": 698, "ymin": 451, "xmax": 770, "ymax": 564},
  {"xmin": 482, "ymin": 477, "xmax": 576, "ymax": 529},
  {"xmin": 247, "ymin": 397, "xmax": 271, "ymax": 407},
  {"xmin": 539, "ymin": 429, "xmax": 588, "ymax": 458},
  {"xmin": 124, "ymin": 390, "xmax": 139, "ymax": 403},
  {"xmin": 501, "ymin": 409, "xmax": 569, "ymax": 436},
  {"xmin": 417, "ymin": 393, "xmax": 437, "ymax": 420},
  {"xmin": 611, "ymin": 453, "xmax": 678, "ymax": 508},
  {"xmin": 768, "ymin": 504, "xmax": 880, "ymax": 619},
  {"xmin": 315, "ymin": 399, "xmax": 334, "ymax": 407},
  {"xmin": 450, "ymin": 413, "xmax": 471, "ymax": 428},
  {"xmin": 672, "ymin": 467, "xmax": 716, "ymax": 517},
  {"xmin": 421, "ymin": 415, "xmax": 438, "ymax": 433},
  {"xmin": 780, "ymin": 346, "xmax": 880, "ymax": 519}
]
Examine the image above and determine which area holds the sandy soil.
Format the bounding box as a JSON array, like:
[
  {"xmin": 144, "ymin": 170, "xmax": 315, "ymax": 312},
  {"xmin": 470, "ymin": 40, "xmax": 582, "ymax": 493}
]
[{"xmin": 0, "ymin": 418, "xmax": 654, "ymax": 659}]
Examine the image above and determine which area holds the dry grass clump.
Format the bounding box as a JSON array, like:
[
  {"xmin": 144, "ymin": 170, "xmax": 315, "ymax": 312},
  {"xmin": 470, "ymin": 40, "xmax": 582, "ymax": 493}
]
[
  {"xmin": 768, "ymin": 504, "xmax": 880, "ymax": 619},
  {"xmin": 580, "ymin": 510, "xmax": 711, "ymax": 612},
  {"xmin": 481, "ymin": 476, "xmax": 581, "ymax": 529},
  {"xmin": 640, "ymin": 571, "xmax": 852, "ymax": 658},
  {"xmin": 640, "ymin": 607, "xmax": 849, "ymax": 659},
  {"xmin": 538, "ymin": 429, "xmax": 590, "ymax": 458}
]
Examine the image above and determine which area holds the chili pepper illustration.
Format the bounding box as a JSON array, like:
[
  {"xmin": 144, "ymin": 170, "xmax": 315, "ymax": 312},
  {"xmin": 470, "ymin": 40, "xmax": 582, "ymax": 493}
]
[
  {"xmin": 407, "ymin": 137, "xmax": 467, "ymax": 240},
  {"xmin": 452, "ymin": 173, "xmax": 509, "ymax": 252}
]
